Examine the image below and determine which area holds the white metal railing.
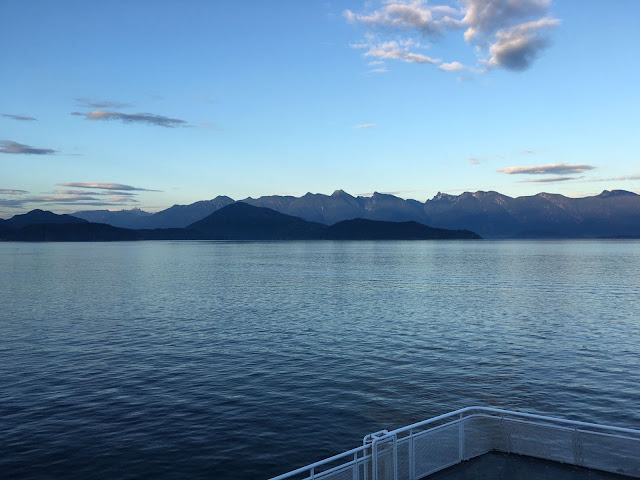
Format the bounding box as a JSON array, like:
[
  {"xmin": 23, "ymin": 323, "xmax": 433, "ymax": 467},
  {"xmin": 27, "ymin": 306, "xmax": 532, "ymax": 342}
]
[{"xmin": 269, "ymin": 406, "xmax": 640, "ymax": 480}]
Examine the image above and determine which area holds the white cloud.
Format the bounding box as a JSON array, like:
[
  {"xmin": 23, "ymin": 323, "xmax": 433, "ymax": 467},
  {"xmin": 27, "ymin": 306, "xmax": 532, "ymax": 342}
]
[
  {"xmin": 345, "ymin": 0, "xmax": 559, "ymax": 73},
  {"xmin": 354, "ymin": 123, "xmax": 377, "ymax": 129},
  {"xmin": 462, "ymin": 0, "xmax": 550, "ymax": 42},
  {"xmin": 344, "ymin": 2, "xmax": 462, "ymax": 36},
  {"xmin": 438, "ymin": 61, "xmax": 466, "ymax": 72}
]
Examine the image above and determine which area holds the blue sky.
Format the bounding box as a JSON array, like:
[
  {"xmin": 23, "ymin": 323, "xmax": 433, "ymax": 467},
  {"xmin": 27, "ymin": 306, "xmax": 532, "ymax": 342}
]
[{"xmin": 1, "ymin": 0, "xmax": 639, "ymax": 215}]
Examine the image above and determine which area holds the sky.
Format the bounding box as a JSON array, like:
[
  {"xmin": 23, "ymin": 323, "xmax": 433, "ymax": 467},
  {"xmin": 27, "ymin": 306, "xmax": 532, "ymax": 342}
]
[{"xmin": 1, "ymin": 0, "xmax": 639, "ymax": 216}]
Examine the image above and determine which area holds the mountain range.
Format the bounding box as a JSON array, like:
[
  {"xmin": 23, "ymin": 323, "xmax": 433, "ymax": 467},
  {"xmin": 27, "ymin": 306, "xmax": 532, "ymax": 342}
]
[
  {"xmin": 0, "ymin": 204, "xmax": 480, "ymax": 241},
  {"xmin": 64, "ymin": 189, "xmax": 640, "ymax": 239}
]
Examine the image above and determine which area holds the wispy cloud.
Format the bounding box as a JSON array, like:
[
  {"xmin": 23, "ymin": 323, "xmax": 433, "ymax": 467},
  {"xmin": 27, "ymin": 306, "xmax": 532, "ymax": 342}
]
[
  {"xmin": 0, "ymin": 196, "xmax": 139, "ymax": 208},
  {"xmin": 354, "ymin": 123, "xmax": 377, "ymax": 129},
  {"xmin": 499, "ymin": 163, "xmax": 595, "ymax": 175},
  {"xmin": 72, "ymin": 110, "xmax": 187, "ymax": 128},
  {"xmin": 0, "ymin": 189, "xmax": 28, "ymax": 195},
  {"xmin": 49, "ymin": 189, "xmax": 137, "ymax": 196},
  {"xmin": 351, "ymin": 38, "xmax": 441, "ymax": 64},
  {"xmin": 0, "ymin": 182, "xmax": 153, "ymax": 211},
  {"xmin": 521, "ymin": 149, "xmax": 535, "ymax": 154},
  {"xmin": 57, "ymin": 182, "xmax": 159, "ymax": 192},
  {"xmin": 75, "ymin": 98, "xmax": 133, "ymax": 109},
  {"xmin": 589, "ymin": 173, "xmax": 640, "ymax": 182},
  {"xmin": 2, "ymin": 113, "xmax": 37, "ymax": 121},
  {"xmin": 108, "ymin": 196, "xmax": 138, "ymax": 203},
  {"xmin": 369, "ymin": 66, "xmax": 389, "ymax": 73},
  {"xmin": 468, "ymin": 157, "xmax": 481, "ymax": 165},
  {"xmin": 521, "ymin": 176, "xmax": 583, "ymax": 183},
  {"xmin": 0, "ymin": 140, "xmax": 56, "ymax": 155}
]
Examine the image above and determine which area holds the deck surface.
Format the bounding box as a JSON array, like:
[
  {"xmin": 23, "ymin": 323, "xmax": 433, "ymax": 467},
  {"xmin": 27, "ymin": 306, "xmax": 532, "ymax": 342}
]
[{"xmin": 426, "ymin": 452, "xmax": 631, "ymax": 480}]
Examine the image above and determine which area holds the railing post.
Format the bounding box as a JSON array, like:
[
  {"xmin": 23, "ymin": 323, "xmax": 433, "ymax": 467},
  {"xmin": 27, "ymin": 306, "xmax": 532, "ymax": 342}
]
[
  {"xmin": 409, "ymin": 429, "xmax": 415, "ymax": 480},
  {"xmin": 364, "ymin": 448, "xmax": 369, "ymax": 480},
  {"xmin": 353, "ymin": 451, "xmax": 359, "ymax": 480},
  {"xmin": 572, "ymin": 427, "xmax": 581, "ymax": 467},
  {"xmin": 393, "ymin": 435, "xmax": 398, "ymax": 480},
  {"xmin": 372, "ymin": 440, "xmax": 378, "ymax": 480},
  {"xmin": 501, "ymin": 414, "xmax": 511, "ymax": 453},
  {"xmin": 458, "ymin": 413, "xmax": 465, "ymax": 462}
]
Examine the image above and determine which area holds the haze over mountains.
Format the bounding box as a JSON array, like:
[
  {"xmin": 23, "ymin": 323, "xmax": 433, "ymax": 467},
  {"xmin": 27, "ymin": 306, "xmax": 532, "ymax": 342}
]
[{"xmin": 66, "ymin": 189, "xmax": 640, "ymax": 239}]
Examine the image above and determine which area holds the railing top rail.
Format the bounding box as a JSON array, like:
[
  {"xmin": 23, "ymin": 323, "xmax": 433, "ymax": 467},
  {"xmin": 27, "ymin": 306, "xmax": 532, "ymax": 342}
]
[
  {"xmin": 269, "ymin": 443, "xmax": 369, "ymax": 480},
  {"xmin": 269, "ymin": 406, "xmax": 640, "ymax": 480},
  {"xmin": 378, "ymin": 406, "xmax": 640, "ymax": 441}
]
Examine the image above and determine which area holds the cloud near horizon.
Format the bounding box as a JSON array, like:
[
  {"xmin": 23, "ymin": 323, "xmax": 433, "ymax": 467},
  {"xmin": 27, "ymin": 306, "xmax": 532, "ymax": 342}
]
[
  {"xmin": 2, "ymin": 113, "xmax": 37, "ymax": 121},
  {"xmin": 0, "ymin": 196, "xmax": 139, "ymax": 209},
  {"xmin": 50, "ymin": 189, "xmax": 137, "ymax": 196},
  {"xmin": 58, "ymin": 182, "xmax": 159, "ymax": 192},
  {"xmin": 345, "ymin": 0, "xmax": 559, "ymax": 73},
  {"xmin": 0, "ymin": 189, "xmax": 28, "ymax": 195},
  {"xmin": 0, "ymin": 140, "xmax": 56, "ymax": 155},
  {"xmin": 72, "ymin": 110, "xmax": 187, "ymax": 128},
  {"xmin": 589, "ymin": 173, "xmax": 640, "ymax": 182},
  {"xmin": 521, "ymin": 175, "xmax": 583, "ymax": 183},
  {"xmin": 499, "ymin": 163, "xmax": 595, "ymax": 175},
  {"xmin": 0, "ymin": 182, "xmax": 153, "ymax": 211}
]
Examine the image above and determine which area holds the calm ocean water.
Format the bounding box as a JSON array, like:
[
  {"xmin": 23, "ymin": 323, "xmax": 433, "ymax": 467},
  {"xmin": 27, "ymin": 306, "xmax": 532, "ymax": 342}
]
[{"xmin": 1, "ymin": 240, "xmax": 639, "ymax": 479}]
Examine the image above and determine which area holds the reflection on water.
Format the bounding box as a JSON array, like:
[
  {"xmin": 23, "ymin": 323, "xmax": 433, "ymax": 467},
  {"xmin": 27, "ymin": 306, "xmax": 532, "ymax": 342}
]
[{"xmin": 1, "ymin": 240, "xmax": 639, "ymax": 479}]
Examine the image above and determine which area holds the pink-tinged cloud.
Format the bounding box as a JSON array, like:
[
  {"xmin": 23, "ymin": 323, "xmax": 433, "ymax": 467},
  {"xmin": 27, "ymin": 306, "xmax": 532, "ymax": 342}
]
[
  {"xmin": 499, "ymin": 163, "xmax": 595, "ymax": 175},
  {"xmin": 73, "ymin": 110, "xmax": 187, "ymax": 128},
  {"xmin": 58, "ymin": 182, "xmax": 159, "ymax": 192}
]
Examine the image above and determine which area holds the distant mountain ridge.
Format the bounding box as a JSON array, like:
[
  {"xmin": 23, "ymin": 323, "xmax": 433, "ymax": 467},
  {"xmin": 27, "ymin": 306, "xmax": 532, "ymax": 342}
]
[
  {"xmin": 0, "ymin": 203, "xmax": 480, "ymax": 241},
  {"xmin": 6, "ymin": 209, "xmax": 88, "ymax": 228},
  {"xmin": 6, "ymin": 189, "xmax": 640, "ymax": 238},
  {"xmin": 73, "ymin": 196, "xmax": 234, "ymax": 229}
]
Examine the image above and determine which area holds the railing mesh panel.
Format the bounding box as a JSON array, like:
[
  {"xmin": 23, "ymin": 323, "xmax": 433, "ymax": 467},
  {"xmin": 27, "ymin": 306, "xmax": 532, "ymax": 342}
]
[
  {"xmin": 375, "ymin": 438, "xmax": 395, "ymax": 480},
  {"xmin": 577, "ymin": 431, "xmax": 640, "ymax": 477},
  {"xmin": 462, "ymin": 415, "xmax": 508, "ymax": 459},
  {"xmin": 316, "ymin": 466, "xmax": 353, "ymax": 480},
  {"xmin": 503, "ymin": 418, "xmax": 576, "ymax": 464},
  {"xmin": 413, "ymin": 423, "xmax": 460, "ymax": 479},
  {"xmin": 357, "ymin": 458, "xmax": 371, "ymax": 480}
]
